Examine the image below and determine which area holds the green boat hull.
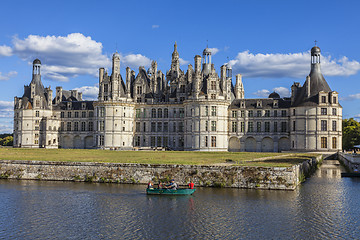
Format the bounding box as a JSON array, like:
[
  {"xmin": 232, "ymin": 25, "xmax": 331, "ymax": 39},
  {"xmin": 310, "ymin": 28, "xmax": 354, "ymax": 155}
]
[{"xmin": 146, "ymin": 188, "xmax": 196, "ymax": 195}]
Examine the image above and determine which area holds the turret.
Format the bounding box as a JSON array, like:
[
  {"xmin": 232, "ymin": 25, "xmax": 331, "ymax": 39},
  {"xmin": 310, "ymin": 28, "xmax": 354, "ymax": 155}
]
[
  {"xmin": 99, "ymin": 68, "xmax": 104, "ymax": 84},
  {"xmin": 112, "ymin": 52, "xmax": 120, "ymax": 77},
  {"xmin": 194, "ymin": 55, "xmax": 202, "ymax": 73},
  {"xmin": 202, "ymin": 48, "xmax": 212, "ymax": 76},
  {"xmin": 235, "ymin": 74, "xmax": 244, "ymax": 99},
  {"xmin": 171, "ymin": 42, "xmax": 180, "ymax": 74},
  {"xmin": 126, "ymin": 67, "xmax": 131, "ymax": 97}
]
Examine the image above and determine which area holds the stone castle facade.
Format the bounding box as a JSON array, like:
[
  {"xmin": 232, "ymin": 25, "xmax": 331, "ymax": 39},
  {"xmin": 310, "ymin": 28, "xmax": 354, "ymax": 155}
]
[{"xmin": 13, "ymin": 43, "xmax": 342, "ymax": 152}]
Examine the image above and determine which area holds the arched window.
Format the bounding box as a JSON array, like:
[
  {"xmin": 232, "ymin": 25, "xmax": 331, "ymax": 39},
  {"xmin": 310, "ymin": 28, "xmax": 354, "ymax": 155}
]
[
  {"xmin": 158, "ymin": 108, "xmax": 162, "ymax": 118},
  {"xmin": 151, "ymin": 108, "xmax": 156, "ymax": 118},
  {"xmin": 164, "ymin": 108, "xmax": 169, "ymax": 118}
]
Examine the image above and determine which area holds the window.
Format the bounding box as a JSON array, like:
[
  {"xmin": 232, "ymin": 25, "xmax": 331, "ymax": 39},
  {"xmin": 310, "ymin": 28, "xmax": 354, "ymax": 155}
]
[
  {"xmin": 99, "ymin": 121, "xmax": 104, "ymax": 131},
  {"xmin": 151, "ymin": 109, "xmax": 156, "ymax": 118},
  {"xmin": 163, "ymin": 137, "xmax": 168, "ymax": 147},
  {"xmin": 321, "ymin": 108, "xmax": 327, "ymax": 115},
  {"xmin": 321, "ymin": 137, "xmax": 327, "ymax": 148},
  {"xmin": 35, "ymin": 100, "xmax": 40, "ymax": 107},
  {"xmin": 35, "ymin": 111, "xmax": 39, "ymax": 117},
  {"xmin": 157, "ymin": 137, "xmax": 162, "ymax": 147},
  {"xmin": 205, "ymin": 121, "xmax": 208, "ymax": 131},
  {"xmin": 205, "ymin": 136, "xmax": 208, "ymax": 147},
  {"xmin": 136, "ymin": 86, "xmax": 142, "ymax": 94},
  {"xmin": 205, "ymin": 106, "xmax": 209, "ymax": 116},
  {"xmin": 333, "ymin": 97, "xmax": 337, "ymax": 104},
  {"xmin": 173, "ymin": 123, "xmax": 176, "ymax": 132},
  {"xmin": 157, "ymin": 122, "xmax": 162, "ymax": 132},
  {"xmin": 151, "ymin": 122, "xmax": 156, "ymax": 132},
  {"xmin": 173, "ymin": 109, "xmax": 177, "ymax": 118},
  {"xmin": 179, "ymin": 108, "xmax": 184, "ymax": 118},
  {"xmin": 248, "ymin": 122, "xmax": 254, "ymax": 132},
  {"xmin": 164, "ymin": 108, "xmax": 169, "ymax": 118},
  {"xmin": 332, "ymin": 137, "xmax": 337, "ymax": 149},
  {"xmin": 211, "ymin": 121, "xmax": 216, "ymax": 131},
  {"xmin": 257, "ymin": 122, "xmax": 261, "ymax": 132},
  {"xmin": 265, "ymin": 110, "xmax": 270, "ymax": 117},
  {"xmin": 265, "ymin": 122, "xmax": 270, "ymax": 132},
  {"xmin": 61, "ymin": 112, "xmax": 64, "ymax": 118},
  {"xmin": 89, "ymin": 111, "xmax": 94, "ymax": 117},
  {"xmin": 143, "ymin": 122, "xmax": 146, "ymax": 132},
  {"xmin": 257, "ymin": 110, "xmax": 261, "ymax": 117},
  {"xmin": 281, "ymin": 110, "xmax": 286, "ymax": 117},
  {"xmin": 240, "ymin": 122, "xmax": 245, "ymax": 132},
  {"xmin": 321, "ymin": 96, "xmax": 326, "ymax": 103},
  {"xmin": 211, "ymin": 81, "xmax": 216, "ymax": 90},
  {"xmin": 81, "ymin": 122, "xmax": 86, "ymax": 131},
  {"xmin": 211, "ymin": 136, "xmax": 216, "ymax": 147},
  {"xmin": 104, "ymin": 84, "xmax": 108, "ymax": 93},
  {"xmin": 180, "ymin": 85, "xmax": 186, "ymax": 93},
  {"xmin": 74, "ymin": 122, "xmax": 79, "ymax": 131},
  {"xmin": 136, "ymin": 122, "xmax": 140, "ymax": 132},
  {"xmin": 211, "ymin": 106, "xmax": 216, "ymax": 116},
  {"xmin": 293, "ymin": 109, "xmax": 296, "ymax": 116},
  {"xmin": 88, "ymin": 122, "xmax": 93, "ymax": 131},
  {"xmin": 164, "ymin": 122, "xmax": 168, "ymax": 132},
  {"xmin": 179, "ymin": 122, "xmax": 183, "ymax": 132},
  {"xmin": 321, "ymin": 120, "xmax": 327, "ymax": 131},
  {"xmin": 248, "ymin": 110, "xmax": 253, "ymax": 117},
  {"xmin": 332, "ymin": 108, "xmax": 337, "ymax": 116},
  {"xmin": 332, "ymin": 121, "xmax": 337, "ymax": 131},
  {"xmin": 135, "ymin": 136, "xmax": 140, "ymax": 147},
  {"xmin": 99, "ymin": 135, "xmax": 104, "ymax": 146},
  {"xmin": 158, "ymin": 109, "xmax": 162, "ymax": 118},
  {"xmin": 150, "ymin": 136, "xmax": 156, "ymax": 147},
  {"xmin": 61, "ymin": 122, "xmax": 64, "ymax": 131},
  {"xmin": 281, "ymin": 122, "xmax": 287, "ymax": 132},
  {"xmin": 274, "ymin": 110, "xmax": 277, "ymax": 117},
  {"xmin": 35, "ymin": 133, "xmax": 39, "ymax": 138},
  {"xmin": 34, "ymin": 140, "xmax": 39, "ymax": 144},
  {"xmin": 136, "ymin": 109, "xmax": 141, "ymax": 118},
  {"xmin": 99, "ymin": 108, "xmax": 105, "ymax": 117},
  {"xmin": 74, "ymin": 112, "xmax": 78, "ymax": 118},
  {"xmin": 241, "ymin": 110, "xmax": 245, "ymax": 117},
  {"xmin": 67, "ymin": 122, "xmax": 71, "ymax": 131},
  {"xmin": 82, "ymin": 111, "xmax": 86, "ymax": 118},
  {"xmin": 232, "ymin": 122, "xmax": 237, "ymax": 132},
  {"xmin": 211, "ymin": 94, "xmax": 216, "ymax": 99},
  {"xmin": 293, "ymin": 121, "xmax": 296, "ymax": 131},
  {"xmin": 274, "ymin": 122, "xmax": 278, "ymax": 132}
]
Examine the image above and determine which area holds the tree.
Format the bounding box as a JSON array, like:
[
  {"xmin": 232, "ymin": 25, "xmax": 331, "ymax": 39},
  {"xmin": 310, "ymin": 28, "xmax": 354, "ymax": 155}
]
[{"xmin": 342, "ymin": 118, "xmax": 360, "ymax": 150}]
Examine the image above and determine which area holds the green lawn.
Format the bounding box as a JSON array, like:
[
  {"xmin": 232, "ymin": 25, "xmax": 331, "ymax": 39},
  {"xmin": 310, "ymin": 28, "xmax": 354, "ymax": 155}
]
[{"xmin": 0, "ymin": 148, "xmax": 320, "ymax": 167}]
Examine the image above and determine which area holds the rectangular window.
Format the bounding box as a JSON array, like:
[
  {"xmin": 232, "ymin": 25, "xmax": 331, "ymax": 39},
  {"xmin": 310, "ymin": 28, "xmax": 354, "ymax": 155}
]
[
  {"xmin": 205, "ymin": 106, "xmax": 209, "ymax": 116},
  {"xmin": 211, "ymin": 136, "xmax": 216, "ymax": 147},
  {"xmin": 173, "ymin": 123, "xmax": 176, "ymax": 132},
  {"xmin": 281, "ymin": 110, "xmax": 286, "ymax": 117},
  {"xmin": 152, "ymin": 109, "xmax": 156, "ymax": 118},
  {"xmin": 99, "ymin": 121, "xmax": 104, "ymax": 131},
  {"xmin": 81, "ymin": 122, "xmax": 86, "ymax": 131},
  {"xmin": 180, "ymin": 85, "xmax": 186, "ymax": 93},
  {"xmin": 104, "ymin": 84, "xmax": 108, "ymax": 93},
  {"xmin": 88, "ymin": 122, "xmax": 93, "ymax": 131},
  {"xmin": 321, "ymin": 137, "xmax": 327, "ymax": 148},
  {"xmin": 99, "ymin": 108, "xmax": 105, "ymax": 117},
  {"xmin": 205, "ymin": 121, "xmax": 208, "ymax": 131},
  {"xmin": 173, "ymin": 109, "xmax": 177, "ymax": 118},
  {"xmin": 82, "ymin": 111, "xmax": 86, "ymax": 118},
  {"xmin": 150, "ymin": 136, "xmax": 156, "ymax": 147},
  {"xmin": 333, "ymin": 97, "xmax": 337, "ymax": 104},
  {"xmin": 211, "ymin": 121, "xmax": 217, "ymax": 131},
  {"xmin": 211, "ymin": 94, "xmax": 216, "ymax": 99},
  {"xmin": 265, "ymin": 110, "xmax": 270, "ymax": 117},
  {"xmin": 158, "ymin": 109, "xmax": 163, "ymax": 118},
  {"xmin": 151, "ymin": 122, "xmax": 156, "ymax": 132},
  {"xmin": 67, "ymin": 122, "xmax": 71, "ymax": 131},
  {"xmin": 248, "ymin": 110, "xmax": 253, "ymax": 117},
  {"xmin": 211, "ymin": 81, "xmax": 216, "ymax": 90},
  {"xmin": 136, "ymin": 122, "xmax": 140, "ymax": 132},
  {"xmin": 179, "ymin": 108, "xmax": 184, "ymax": 118},
  {"xmin": 321, "ymin": 96, "xmax": 326, "ymax": 103},
  {"xmin": 143, "ymin": 109, "xmax": 147, "ymax": 118},
  {"xmin": 157, "ymin": 137, "xmax": 162, "ymax": 147},
  {"xmin": 135, "ymin": 136, "xmax": 140, "ymax": 147},
  {"xmin": 35, "ymin": 111, "xmax": 39, "ymax": 117},
  {"xmin": 321, "ymin": 120, "xmax": 327, "ymax": 131},
  {"xmin": 274, "ymin": 110, "xmax": 277, "ymax": 117},
  {"xmin": 136, "ymin": 86, "xmax": 142, "ymax": 95},
  {"xmin": 232, "ymin": 122, "xmax": 237, "ymax": 132},
  {"xmin": 232, "ymin": 111, "xmax": 237, "ymax": 118},
  {"xmin": 281, "ymin": 122, "xmax": 287, "ymax": 132},
  {"xmin": 241, "ymin": 122, "xmax": 245, "ymax": 132},
  {"xmin": 136, "ymin": 109, "xmax": 141, "ymax": 118},
  {"xmin": 61, "ymin": 112, "xmax": 64, "ymax": 118},
  {"xmin": 332, "ymin": 121, "xmax": 337, "ymax": 131},
  {"xmin": 321, "ymin": 108, "xmax": 327, "ymax": 115},
  {"xmin": 257, "ymin": 122, "xmax": 261, "ymax": 132},
  {"xmin": 164, "ymin": 109, "xmax": 168, "ymax": 118},
  {"xmin": 332, "ymin": 108, "xmax": 337, "ymax": 116},
  {"xmin": 157, "ymin": 122, "xmax": 162, "ymax": 132},
  {"xmin": 143, "ymin": 122, "xmax": 146, "ymax": 132},
  {"xmin": 205, "ymin": 136, "xmax": 208, "ymax": 147},
  {"xmin": 211, "ymin": 106, "xmax": 217, "ymax": 116},
  {"xmin": 164, "ymin": 122, "xmax": 168, "ymax": 132},
  {"xmin": 99, "ymin": 135, "xmax": 104, "ymax": 145},
  {"xmin": 274, "ymin": 122, "xmax": 278, "ymax": 132},
  {"xmin": 332, "ymin": 137, "xmax": 337, "ymax": 149},
  {"xmin": 265, "ymin": 122, "xmax": 270, "ymax": 132},
  {"xmin": 179, "ymin": 122, "xmax": 183, "ymax": 132},
  {"xmin": 61, "ymin": 122, "xmax": 64, "ymax": 131},
  {"xmin": 293, "ymin": 121, "xmax": 296, "ymax": 131},
  {"xmin": 89, "ymin": 111, "xmax": 94, "ymax": 117},
  {"xmin": 241, "ymin": 110, "xmax": 245, "ymax": 117},
  {"xmin": 68, "ymin": 112, "xmax": 72, "ymax": 118},
  {"xmin": 163, "ymin": 137, "xmax": 168, "ymax": 147},
  {"xmin": 257, "ymin": 110, "xmax": 261, "ymax": 117},
  {"xmin": 248, "ymin": 122, "xmax": 254, "ymax": 132},
  {"xmin": 293, "ymin": 109, "xmax": 296, "ymax": 116},
  {"xmin": 75, "ymin": 112, "xmax": 79, "ymax": 118}
]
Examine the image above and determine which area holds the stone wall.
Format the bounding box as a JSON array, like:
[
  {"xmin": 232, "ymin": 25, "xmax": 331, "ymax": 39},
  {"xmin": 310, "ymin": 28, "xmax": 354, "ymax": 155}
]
[
  {"xmin": 338, "ymin": 152, "xmax": 360, "ymax": 172},
  {"xmin": 0, "ymin": 156, "xmax": 322, "ymax": 190}
]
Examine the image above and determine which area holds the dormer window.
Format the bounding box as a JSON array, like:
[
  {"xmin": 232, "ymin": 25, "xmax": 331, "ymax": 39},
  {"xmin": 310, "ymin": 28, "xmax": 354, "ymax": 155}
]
[
  {"xmin": 136, "ymin": 86, "xmax": 142, "ymax": 95},
  {"xmin": 333, "ymin": 96, "xmax": 337, "ymax": 104},
  {"xmin": 241, "ymin": 102, "xmax": 245, "ymax": 108},
  {"xmin": 321, "ymin": 96, "xmax": 326, "ymax": 103},
  {"xmin": 257, "ymin": 100, "xmax": 262, "ymax": 108},
  {"xmin": 104, "ymin": 84, "xmax": 108, "ymax": 93},
  {"xmin": 67, "ymin": 102, "xmax": 71, "ymax": 109},
  {"xmin": 273, "ymin": 100, "xmax": 278, "ymax": 108},
  {"xmin": 82, "ymin": 103, "xmax": 86, "ymax": 110}
]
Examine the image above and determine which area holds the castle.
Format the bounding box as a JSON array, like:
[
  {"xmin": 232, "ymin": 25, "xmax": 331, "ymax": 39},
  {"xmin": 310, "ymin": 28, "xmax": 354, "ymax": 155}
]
[{"xmin": 13, "ymin": 43, "xmax": 342, "ymax": 152}]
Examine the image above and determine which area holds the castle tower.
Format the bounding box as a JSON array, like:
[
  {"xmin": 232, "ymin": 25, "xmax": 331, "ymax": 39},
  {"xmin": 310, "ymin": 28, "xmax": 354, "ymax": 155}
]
[
  {"xmin": 112, "ymin": 52, "xmax": 120, "ymax": 78},
  {"xmin": 171, "ymin": 42, "xmax": 180, "ymax": 74},
  {"xmin": 235, "ymin": 74, "xmax": 244, "ymax": 99},
  {"xmin": 202, "ymin": 47, "xmax": 212, "ymax": 76}
]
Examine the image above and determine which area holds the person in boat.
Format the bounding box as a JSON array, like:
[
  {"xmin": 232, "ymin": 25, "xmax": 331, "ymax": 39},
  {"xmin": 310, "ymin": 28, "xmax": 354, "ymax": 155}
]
[
  {"xmin": 157, "ymin": 182, "xmax": 163, "ymax": 189},
  {"xmin": 188, "ymin": 180, "xmax": 194, "ymax": 189},
  {"xmin": 147, "ymin": 181, "xmax": 154, "ymax": 189},
  {"xmin": 166, "ymin": 179, "xmax": 178, "ymax": 190}
]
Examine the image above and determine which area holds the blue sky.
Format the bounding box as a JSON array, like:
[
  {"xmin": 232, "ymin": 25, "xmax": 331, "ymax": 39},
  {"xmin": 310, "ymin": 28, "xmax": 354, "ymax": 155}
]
[{"xmin": 0, "ymin": 0, "xmax": 360, "ymax": 133}]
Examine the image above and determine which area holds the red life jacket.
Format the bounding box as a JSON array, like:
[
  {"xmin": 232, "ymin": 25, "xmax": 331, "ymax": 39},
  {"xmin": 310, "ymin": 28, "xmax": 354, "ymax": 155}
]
[{"xmin": 189, "ymin": 182, "xmax": 194, "ymax": 189}]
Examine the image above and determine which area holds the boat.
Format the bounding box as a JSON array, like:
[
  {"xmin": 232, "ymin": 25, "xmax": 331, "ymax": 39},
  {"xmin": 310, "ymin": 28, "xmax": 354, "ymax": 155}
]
[
  {"xmin": 146, "ymin": 188, "xmax": 196, "ymax": 195},
  {"xmin": 341, "ymin": 172, "xmax": 360, "ymax": 178}
]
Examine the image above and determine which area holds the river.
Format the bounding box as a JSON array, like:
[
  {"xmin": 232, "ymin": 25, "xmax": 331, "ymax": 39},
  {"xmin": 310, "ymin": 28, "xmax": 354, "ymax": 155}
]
[{"xmin": 0, "ymin": 159, "xmax": 359, "ymax": 240}]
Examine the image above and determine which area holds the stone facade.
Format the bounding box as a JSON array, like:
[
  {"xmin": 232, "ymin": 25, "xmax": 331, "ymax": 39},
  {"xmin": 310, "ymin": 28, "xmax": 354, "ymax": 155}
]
[{"xmin": 13, "ymin": 44, "xmax": 342, "ymax": 152}]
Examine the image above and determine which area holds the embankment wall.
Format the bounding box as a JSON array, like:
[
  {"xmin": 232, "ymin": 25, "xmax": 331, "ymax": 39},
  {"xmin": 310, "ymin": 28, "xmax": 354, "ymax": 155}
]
[{"xmin": 338, "ymin": 152, "xmax": 360, "ymax": 172}]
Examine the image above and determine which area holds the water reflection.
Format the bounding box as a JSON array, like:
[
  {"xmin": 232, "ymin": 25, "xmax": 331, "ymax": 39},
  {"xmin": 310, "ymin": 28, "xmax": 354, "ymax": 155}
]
[{"xmin": 0, "ymin": 160, "xmax": 359, "ymax": 239}]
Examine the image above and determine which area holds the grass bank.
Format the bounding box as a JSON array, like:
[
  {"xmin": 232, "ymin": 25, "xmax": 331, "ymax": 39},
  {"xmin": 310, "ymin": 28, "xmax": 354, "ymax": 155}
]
[{"xmin": 0, "ymin": 148, "xmax": 320, "ymax": 167}]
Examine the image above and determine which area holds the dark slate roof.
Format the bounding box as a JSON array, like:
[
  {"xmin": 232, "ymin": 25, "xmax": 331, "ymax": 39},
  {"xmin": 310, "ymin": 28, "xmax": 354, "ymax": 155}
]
[
  {"xmin": 33, "ymin": 59, "xmax": 41, "ymax": 64},
  {"xmin": 268, "ymin": 92, "xmax": 280, "ymax": 99},
  {"xmin": 229, "ymin": 98, "xmax": 291, "ymax": 110},
  {"xmin": 54, "ymin": 101, "xmax": 94, "ymax": 110}
]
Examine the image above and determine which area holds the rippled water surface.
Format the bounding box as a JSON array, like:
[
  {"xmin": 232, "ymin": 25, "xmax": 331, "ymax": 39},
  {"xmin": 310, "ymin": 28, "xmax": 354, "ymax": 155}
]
[{"xmin": 0, "ymin": 160, "xmax": 360, "ymax": 239}]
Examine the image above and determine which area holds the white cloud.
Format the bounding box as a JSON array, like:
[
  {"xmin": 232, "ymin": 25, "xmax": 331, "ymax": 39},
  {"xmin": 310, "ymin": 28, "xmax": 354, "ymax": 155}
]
[
  {"xmin": 208, "ymin": 48, "xmax": 219, "ymax": 55},
  {"xmin": 179, "ymin": 58, "xmax": 189, "ymax": 65},
  {"xmin": 121, "ymin": 53, "xmax": 151, "ymax": 69},
  {"xmin": 0, "ymin": 71, "xmax": 17, "ymax": 81},
  {"xmin": 253, "ymin": 87, "xmax": 290, "ymax": 98},
  {"xmin": 11, "ymin": 33, "xmax": 111, "ymax": 81},
  {"xmin": 0, "ymin": 45, "xmax": 12, "ymax": 57},
  {"xmin": 229, "ymin": 50, "xmax": 360, "ymax": 78},
  {"xmin": 152, "ymin": 25, "xmax": 159, "ymax": 29},
  {"xmin": 341, "ymin": 93, "xmax": 360, "ymax": 101},
  {"xmin": 0, "ymin": 100, "xmax": 14, "ymax": 119},
  {"xmin": 74, "ymin": 85, "xmax": 99, "ymax": 100}
]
